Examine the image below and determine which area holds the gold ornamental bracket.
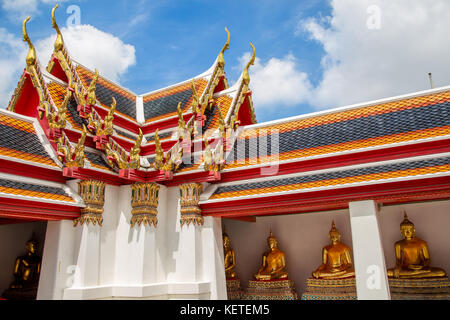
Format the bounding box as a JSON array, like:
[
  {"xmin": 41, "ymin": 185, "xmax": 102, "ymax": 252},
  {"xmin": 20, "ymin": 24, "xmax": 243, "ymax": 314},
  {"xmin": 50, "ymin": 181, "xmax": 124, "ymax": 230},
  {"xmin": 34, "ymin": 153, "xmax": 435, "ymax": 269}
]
[
  {"xmin": 74, "ymin": 180, "xmax": 106, "ymax": 227},
  {"xmin": 56, "ymin": 125, "xmax": 87, "ymax": 168},
  {"xmin": 179, "ymin": 183, "xmax": 204, "ymax": 227},
  {"xmin": 130, "ymin": 182, "xmax": 160, "ymax": 227}
]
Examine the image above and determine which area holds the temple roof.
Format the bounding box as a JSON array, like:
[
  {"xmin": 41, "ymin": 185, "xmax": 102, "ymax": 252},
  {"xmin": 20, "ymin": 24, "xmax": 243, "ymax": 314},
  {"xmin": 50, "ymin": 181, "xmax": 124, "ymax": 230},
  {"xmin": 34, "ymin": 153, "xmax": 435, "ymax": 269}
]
[
  {"xmin": 223, "ymin": 86, "xmax": 450, "ymax": 171},
  {"xmin": 0, "ymin": 109, "xmax": 60, "ymax": 169}
]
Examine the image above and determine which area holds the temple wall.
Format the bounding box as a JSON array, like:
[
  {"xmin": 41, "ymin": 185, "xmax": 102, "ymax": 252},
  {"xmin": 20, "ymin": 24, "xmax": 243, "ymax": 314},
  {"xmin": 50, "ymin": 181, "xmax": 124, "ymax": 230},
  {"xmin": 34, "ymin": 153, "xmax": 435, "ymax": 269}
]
[
  {"xmin": 223, "ymin": 199, "xmax": 450, "ymax": 297},
  {"xmin": 222, "ymin": 209, "xmax": 353, "ymax": 296},
  {"xmin": 0, "ymin": 221, "xmax": 47, "ymax": 295}
]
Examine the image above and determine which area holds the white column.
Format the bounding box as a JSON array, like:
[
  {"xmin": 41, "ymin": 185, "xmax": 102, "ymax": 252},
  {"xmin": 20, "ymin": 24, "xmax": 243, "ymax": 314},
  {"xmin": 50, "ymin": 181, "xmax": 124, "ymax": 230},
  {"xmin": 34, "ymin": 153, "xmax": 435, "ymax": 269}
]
[
  {"xmin": 176, "ymin": 223, "xmax": 202, "ymax": 282},
  {"xmin": 72, "ymin": 223, "xmax": 101, "ymax": 287},
  {"xmin": 127, "ymin": 224, "xmax": 157, "ymax": 284},
  {"xmin": 202, "ymin": 216, "xmax": 227, "ymax": 299},
  {"xmin": 37, "ymin": 220, "xmax": 76, "ymax": 300},
  {"xmin": 349, "ymin": 200, "xmax": 390, "ymax": 300}
]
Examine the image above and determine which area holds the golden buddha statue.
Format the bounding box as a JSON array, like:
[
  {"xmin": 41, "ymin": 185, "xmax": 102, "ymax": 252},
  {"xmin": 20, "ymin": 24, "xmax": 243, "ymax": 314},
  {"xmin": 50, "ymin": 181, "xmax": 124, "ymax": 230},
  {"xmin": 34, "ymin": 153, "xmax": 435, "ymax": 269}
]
[
  {"xmin": 10, "ymin": 237, "xmax": 41, "ymax": 289},
  {"xmin": 312, "ymin": 221, "xmax": 355, "ymax": 279},
  {"xmin": 387, "ymin": 212, "xmax": 446, "ymax": 279},
  {"xmin": 223, "ymin": 230, "xmax": 237, "ymax": 279},
  {"xmin": 254, "ymin": 230, "xmax": 288, "ymax": 281}
]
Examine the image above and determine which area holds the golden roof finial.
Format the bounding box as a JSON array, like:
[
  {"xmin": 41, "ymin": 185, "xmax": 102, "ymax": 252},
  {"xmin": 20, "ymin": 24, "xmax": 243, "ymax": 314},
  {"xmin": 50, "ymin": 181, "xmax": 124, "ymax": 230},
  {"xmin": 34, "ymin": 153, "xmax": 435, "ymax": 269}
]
[
  {"xmin": 242, "ymin": 42, "xmax": 255, "ymax": 85},
  {"xmin": 217, "ymin": 27, "xmax": 230, "ymax": 68},
  {"xmin": 51, "ymin": 4, "xmax": 64, "ymax": 51},
  {"xmin": 23, "ymin": 16, "xmax": 36, "ymax": 66}
]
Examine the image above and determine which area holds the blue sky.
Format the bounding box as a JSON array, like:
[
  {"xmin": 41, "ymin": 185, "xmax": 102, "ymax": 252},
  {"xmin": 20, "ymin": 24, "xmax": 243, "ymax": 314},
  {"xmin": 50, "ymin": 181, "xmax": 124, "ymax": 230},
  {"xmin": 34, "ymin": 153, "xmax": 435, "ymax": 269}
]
[{"xmin": 2, "ymin": 0, "xmax": 450, "ymax": 123}]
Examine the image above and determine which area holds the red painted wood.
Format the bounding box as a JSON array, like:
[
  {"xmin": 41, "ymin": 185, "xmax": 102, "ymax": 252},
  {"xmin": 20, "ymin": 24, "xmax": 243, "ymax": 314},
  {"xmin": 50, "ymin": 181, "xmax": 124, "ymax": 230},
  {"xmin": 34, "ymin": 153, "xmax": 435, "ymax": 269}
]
[
  {"xmin": 62, "ymin": 167, "xmax": 124, "ymax": 185},
  {"xmin": 0, "ymin": 159, "xmax": 65, "ymax": 183},
  {"xmin": 13, "ymin": 72, "xmax": 39, "ymax": 118},
  {"xmin": 0, "ymin": 197, "xmax": 81, "ymax": 221},
  {"xmin": 201, "ymin": 176, "xmax": 450, "ymax": 217},
  {"xmin": 48, "ymin": 55, "xmax": 69, "ymax": 83}
]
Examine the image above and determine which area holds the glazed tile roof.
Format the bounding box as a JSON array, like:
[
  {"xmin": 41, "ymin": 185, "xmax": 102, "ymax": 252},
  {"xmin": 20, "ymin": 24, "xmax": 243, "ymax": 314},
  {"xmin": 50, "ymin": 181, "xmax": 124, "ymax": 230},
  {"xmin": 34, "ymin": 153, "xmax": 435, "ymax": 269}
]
[
  {"xmin": 144, "ymin": 131, "xmax": 173, "ymax": 143},
  {"xmin": 0, "ymin": 178, "xmax": 74, "ymax": 203},
  {"xmin": 85, "ymin": 151, "xmax": 115, "ymax": 173},
  {"xmin": 47, "ymin": 81, "xmax": 88, "ymax": 131},
  {"xmin": 204, "ymin": 95, "xmax": 233, "ymax": 132},
  {"xmin": 76, "ymin": 66, "xmax": 137, "ymax": 120},
  {"xmin": 224, "ymin": 90, "xmax": 450, "ymax": 170},
  {"xmin": 0, "ymin": 113, "xmax": 58, "ymax": 168},
  {"xmin": 143, "ymin": 79, "xmax": 208, "ymax": 123},
  {"xmin": 210, "ymin": 155, "xmax": 450, "ymax": 200}
]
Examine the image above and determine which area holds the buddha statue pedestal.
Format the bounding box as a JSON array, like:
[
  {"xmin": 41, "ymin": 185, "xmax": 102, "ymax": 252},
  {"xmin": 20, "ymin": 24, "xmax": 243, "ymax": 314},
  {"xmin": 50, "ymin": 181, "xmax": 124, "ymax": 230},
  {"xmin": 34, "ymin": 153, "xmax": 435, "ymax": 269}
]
[
  {"xmin": 244, "ymin": 279, "xmax": 298, "ymax": 300},
  {"xmin": 226, "ymin": 278, "xmax": 243, "ymax": 300},
  {"xmin": 2, "ymin": 286, "xmax": 38, "ymax": 301},
  {"xmin": 389, "ymin": 278, "xmax": 450, "ymax": 300},
  {"xmin": 301, "ymin": 278, "xmax": 357, "ymax": 300}
]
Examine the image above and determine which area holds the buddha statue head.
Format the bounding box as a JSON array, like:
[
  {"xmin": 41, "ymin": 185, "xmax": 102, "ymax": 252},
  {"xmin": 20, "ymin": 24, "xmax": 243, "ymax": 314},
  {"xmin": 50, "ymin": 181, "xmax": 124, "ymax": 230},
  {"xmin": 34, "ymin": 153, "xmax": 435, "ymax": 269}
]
[
  {"xmin": 400, "ymin": 212, "xmax": 416, "ymax": 240},
  {"xmin": 223, "ymin": 230, "xmax": 230, "ymax": 249},
  {"xmin": 267, "ymin": 229, "xmax": 278, "ymax": 250},
  {"xmin": 25, "ymin": 235, "xmax": 38, "ymax": 255},
  {"xmin": 329, "ymin": 221, "xmax": 341, "ymax": 244}
]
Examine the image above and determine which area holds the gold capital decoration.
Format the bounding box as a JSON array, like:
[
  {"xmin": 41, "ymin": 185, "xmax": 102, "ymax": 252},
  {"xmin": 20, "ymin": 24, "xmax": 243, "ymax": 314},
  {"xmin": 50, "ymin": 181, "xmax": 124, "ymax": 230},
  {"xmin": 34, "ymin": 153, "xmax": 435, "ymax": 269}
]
[
  {"xmin": 130, "ymin": 183, "xmax": 160, "ymax": 227},
  {"xmin": 74, "ymin": 180, "xmax": 106, "ymax": 227},
  {"xmin": 179, "ymin": 183, "xmax": 203, "ymax": 227}
]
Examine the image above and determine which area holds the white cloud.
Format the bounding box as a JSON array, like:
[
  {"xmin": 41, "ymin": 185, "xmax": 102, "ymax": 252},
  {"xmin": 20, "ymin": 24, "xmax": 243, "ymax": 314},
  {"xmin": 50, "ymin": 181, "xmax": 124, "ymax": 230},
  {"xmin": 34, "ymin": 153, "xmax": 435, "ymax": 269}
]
[
  {"xmin": 0, "ymin": 25, "xmax": 136, "ymax": 108},
  {"xmin": 303, "ymin": 0, "xmax": 450, "ymax": 109},
  {"xmin": 36, "ymin": 25, "xmax": 136, "ymax": 82},
  {"xmin": 244, "ymin": 0, "xmax": 450, "ymax": 112},
  {"xmin": 238, "ymin": 52, "xmax": 312, "ymax": 110},
  {"xmin": 1, "ymin": 0, "xmax": 39, "ymax": 21},
  {"xmin": 0, "ymin": 28, "xmax": 27, "ymax": 108}
]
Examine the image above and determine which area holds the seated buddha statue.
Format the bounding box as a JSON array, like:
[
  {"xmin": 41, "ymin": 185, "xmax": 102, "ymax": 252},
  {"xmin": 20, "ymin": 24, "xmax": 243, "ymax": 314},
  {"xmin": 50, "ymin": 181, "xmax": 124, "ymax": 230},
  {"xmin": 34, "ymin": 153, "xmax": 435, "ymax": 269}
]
[
  {"xmin": 312, "ymin": 221, "xmax": 355, "ymax": 279},
  {"xmin": 9, "ymin": 237, "xmax": 41, "ymax": 289},
  {"xmin": 223, "ymin": 231, "xmax": 237, "ymax": 279},
  {"xmin": 387, "ymin": 212, "xmax": 446, "ymax": 279},
  {"xmin": 254, "ymin": 230, "xmax": 288, "ymax": 281}
]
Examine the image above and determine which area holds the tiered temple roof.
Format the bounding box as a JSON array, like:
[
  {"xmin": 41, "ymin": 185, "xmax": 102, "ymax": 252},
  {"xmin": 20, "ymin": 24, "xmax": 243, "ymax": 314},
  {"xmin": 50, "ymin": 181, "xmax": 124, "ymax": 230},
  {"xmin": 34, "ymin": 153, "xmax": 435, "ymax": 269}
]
[{"xmin": 1, "ymin": 5, "xmax": 450, "ymax": 223}]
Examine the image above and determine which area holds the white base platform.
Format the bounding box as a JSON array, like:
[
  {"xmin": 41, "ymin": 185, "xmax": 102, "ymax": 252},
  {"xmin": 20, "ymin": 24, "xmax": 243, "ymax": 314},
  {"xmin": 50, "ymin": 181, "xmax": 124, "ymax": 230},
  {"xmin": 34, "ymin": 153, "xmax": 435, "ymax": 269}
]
[{"xmin": 63, "ymin": 282, "xmax": 211, "ymax": 300}]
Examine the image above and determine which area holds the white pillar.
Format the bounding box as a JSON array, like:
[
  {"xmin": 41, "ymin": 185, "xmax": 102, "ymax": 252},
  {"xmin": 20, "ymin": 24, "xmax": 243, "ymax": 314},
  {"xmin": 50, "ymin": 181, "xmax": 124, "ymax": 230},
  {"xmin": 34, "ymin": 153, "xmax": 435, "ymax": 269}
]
[
  {"xmin": 349, "ymin": 200, "xmax": 390, "ymax": 300},
  {"xmin": 72, "ymin": 223, "xmax": 101, "ymax": 287},
  {"xmin": 176, "ymin": 223, "xmax": 202, "ymax": 282},
  {"xmin": 202, "ymin": 216, "xmax": 227, "ymax": 299},
  {"xmin": 128, "ymin": 224, "xmax": 157, "ymax": 284},
  {"xmin": 37, "ymin": 220, "xmax": 76, "ymax": 300}
]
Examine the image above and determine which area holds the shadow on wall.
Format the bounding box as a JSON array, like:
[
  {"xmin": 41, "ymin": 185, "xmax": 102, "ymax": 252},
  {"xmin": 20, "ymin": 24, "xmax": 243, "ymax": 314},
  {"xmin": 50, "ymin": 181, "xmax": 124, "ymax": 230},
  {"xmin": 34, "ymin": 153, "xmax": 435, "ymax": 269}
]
[{"xmin": 0, "ymin": 221, "xmax": 47, "ymax": 295}]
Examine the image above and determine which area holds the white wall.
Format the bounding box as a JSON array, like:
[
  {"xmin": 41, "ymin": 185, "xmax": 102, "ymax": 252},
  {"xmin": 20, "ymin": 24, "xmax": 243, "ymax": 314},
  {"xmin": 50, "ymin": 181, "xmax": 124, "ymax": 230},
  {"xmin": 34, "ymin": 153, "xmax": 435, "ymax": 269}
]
[
  {"xmin": 0, "ymin": 221, "xmax": 47, "ymax": 295},
  {"xmin": 222, "ymin": 209, "xmax": 353, "ymax": 295},
  {"xmin": 223, "ymin": 200, "xmax": 450, "ymax": 297}
]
